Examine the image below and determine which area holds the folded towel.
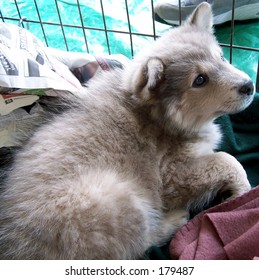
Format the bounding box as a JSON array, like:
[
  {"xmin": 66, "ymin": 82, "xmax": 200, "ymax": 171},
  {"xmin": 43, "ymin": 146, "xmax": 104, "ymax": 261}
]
[
  {"xmin": 170, "ymin": 186, "xmax": 259, "ymax": 260},
  {"xmin": 216, "ymin": 93, "xmax": 259, "ymax": 188}
]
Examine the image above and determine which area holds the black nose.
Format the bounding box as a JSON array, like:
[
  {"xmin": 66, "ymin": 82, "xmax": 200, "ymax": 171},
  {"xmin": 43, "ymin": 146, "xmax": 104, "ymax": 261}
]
[{"xmin": 239, "ymin": 81, "xmax": 254, "ymax": 96}]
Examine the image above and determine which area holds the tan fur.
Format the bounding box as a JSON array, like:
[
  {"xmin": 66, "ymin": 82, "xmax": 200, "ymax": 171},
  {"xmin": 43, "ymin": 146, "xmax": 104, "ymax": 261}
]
[{"xmin": 0, "ymin": 3, "xmax": 254, "ymax": 259}]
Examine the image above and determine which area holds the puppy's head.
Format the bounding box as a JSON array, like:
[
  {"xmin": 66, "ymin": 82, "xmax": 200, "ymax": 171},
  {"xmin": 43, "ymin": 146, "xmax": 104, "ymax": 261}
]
[{"xmin": 126, "ymin": 3, "xmax": 254, "ymax": 134}]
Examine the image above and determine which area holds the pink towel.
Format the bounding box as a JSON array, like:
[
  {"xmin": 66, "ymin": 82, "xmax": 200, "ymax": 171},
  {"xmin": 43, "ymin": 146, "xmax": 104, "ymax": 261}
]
[{"xmin": 170, "ymin": 186, "xmax": 259, "ymax": 260}]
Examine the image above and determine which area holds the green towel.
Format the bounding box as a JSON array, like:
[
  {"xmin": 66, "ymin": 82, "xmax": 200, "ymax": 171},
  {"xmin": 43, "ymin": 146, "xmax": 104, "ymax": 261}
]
[{"xmin": 216, "ymin": 93, "xmax": 259, "ymax": 188}]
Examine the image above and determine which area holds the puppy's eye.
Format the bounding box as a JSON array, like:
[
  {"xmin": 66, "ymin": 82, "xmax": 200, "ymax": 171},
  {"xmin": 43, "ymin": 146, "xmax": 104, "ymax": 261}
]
[{"xmin": 192, "ymin": 74, "xmax": 209, "ymax": 88}]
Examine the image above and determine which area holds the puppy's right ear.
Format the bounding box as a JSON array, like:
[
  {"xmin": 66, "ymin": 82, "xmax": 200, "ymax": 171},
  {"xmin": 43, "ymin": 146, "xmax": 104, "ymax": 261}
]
[
  {"xmin": 133, "ymin": 57, "xmax": 165, "ymax": 103},
  {"xmin": 186, "ymin": 2, "xmax": 213, "ymax": 33}
]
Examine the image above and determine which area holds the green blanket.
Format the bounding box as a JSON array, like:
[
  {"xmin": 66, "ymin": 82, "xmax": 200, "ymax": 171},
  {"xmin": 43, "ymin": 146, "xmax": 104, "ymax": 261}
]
[{"xmin": 216, "ymin": 93, "xmax": 259, "ymax": 188}]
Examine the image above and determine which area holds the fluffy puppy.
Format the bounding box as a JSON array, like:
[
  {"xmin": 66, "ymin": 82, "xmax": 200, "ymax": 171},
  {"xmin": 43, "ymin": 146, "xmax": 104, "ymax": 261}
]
[{"xmin": 0, "ymin": 3, "xmax": 254, "ymax": 259}]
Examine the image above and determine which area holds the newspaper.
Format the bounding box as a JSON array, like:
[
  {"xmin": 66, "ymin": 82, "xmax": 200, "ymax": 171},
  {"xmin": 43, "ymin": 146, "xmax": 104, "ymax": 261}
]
[
  {"xmin": 0, "ymin": 93, "xmax": 39, "ymax": 116},
  {"xmin": 0, "ymin": 102, "xmax": 44, "ymax": 147},
  {"xmin": 0, "ymin": 23, "xmax": 83, "ymax": 94},
  {"xmin": 0, "ymin": 22, "xmax": 130, "ymax": 146},
  {"xmin": 0, "ymin": 22, "xmax": 129, "ymax": 115}
]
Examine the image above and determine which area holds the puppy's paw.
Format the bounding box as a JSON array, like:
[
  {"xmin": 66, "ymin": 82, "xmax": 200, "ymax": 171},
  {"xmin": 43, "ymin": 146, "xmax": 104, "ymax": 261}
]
[
  {"xmin": 225, "ymin": 178, "xmax": 251, "ymax": 200},
  {"xmin": 226, "ymin": 164, "xmax": 251, "ymax": 199},
  {"xmin": 166, "ymin": 209, "xmax": 189, "ymax": 229},
  {"xmin": 152, "ymin": 209, "xmax": 188, "ymax": 246},
  {"xmin": 221, "ymin": 169, "xmax": 251, "ymax": 201},
  {"xmin": 216, "ymin": 152, "xmax": 251, "ymax": 199}
]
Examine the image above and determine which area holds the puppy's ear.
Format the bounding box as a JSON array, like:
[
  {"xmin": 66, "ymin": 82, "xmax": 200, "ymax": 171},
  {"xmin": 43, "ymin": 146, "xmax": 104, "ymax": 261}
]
[
  {"xmin": 134, "ymin": 57, "xmax": 165, "ymax": 103},
  {"xmin": 186, "ymin": 2, "xmax": 213, "ymax": 33}
]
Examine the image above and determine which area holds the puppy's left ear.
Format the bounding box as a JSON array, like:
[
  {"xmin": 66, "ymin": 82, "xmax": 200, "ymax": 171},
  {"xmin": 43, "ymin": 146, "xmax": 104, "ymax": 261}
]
[
  {"xmin": 186, "ymin": 2, "xmax": 213, "ymax": 33},
  {"xmin": 133, "ymin": 57, "xmax": 165, "ymax": 103}
]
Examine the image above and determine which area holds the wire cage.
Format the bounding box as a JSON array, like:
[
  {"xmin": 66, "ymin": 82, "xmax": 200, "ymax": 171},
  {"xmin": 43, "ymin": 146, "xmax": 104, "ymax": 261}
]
[
  {"xmin": 0, "ymin": 0, "xmax": 259, "ymax": 261},
  {"xmin": 0, "ymin": 0, "xmax": 259, "ymax": 87},
  {"xmin": 0, "ymin": 0, "xmax": 161, "ymax": 57}
]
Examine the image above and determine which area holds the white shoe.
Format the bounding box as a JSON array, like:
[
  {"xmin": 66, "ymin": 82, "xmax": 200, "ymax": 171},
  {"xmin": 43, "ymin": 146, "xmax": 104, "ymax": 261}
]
[{"xmin": 154, "ymin": 0, "xmax": 259, "ymax": 25}]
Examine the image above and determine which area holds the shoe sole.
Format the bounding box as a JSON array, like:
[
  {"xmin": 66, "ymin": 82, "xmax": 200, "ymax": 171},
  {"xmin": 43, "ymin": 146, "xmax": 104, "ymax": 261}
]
[
  {"xmin": 214, "ymin": 3, "xmax": 259, "ymax": 24},
  {"xmin": 156, "ymin": 3, "xmax": 259, "ymax": 25}
]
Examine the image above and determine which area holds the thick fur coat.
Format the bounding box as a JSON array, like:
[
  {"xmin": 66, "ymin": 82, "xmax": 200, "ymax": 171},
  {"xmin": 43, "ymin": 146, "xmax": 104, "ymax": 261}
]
[{"xmin": 0, "ymin": 3, "xmax": 255, "ymax": 259}]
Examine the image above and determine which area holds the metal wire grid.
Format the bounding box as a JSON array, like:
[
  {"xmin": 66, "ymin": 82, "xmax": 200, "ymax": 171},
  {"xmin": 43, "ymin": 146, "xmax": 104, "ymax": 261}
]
[
  {"xmin": 0, "ymin": 0, "xmax": 259, "ymax": 61},
  {"xmin": 0, "ymin": 0, "xmax": 158, "ymax": 58}
]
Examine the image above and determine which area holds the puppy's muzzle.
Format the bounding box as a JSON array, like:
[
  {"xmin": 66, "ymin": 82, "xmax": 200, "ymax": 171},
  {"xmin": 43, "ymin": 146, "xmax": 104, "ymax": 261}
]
[{"xmin": 239, "ymin": 80, "xmax": 254, "ymax": 96}]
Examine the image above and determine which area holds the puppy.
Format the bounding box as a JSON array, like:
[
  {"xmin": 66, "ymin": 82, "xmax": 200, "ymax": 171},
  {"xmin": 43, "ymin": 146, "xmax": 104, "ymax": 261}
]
[{"xmin": 0, "ymin": 3, "xmax": 254, "ymax": 259}]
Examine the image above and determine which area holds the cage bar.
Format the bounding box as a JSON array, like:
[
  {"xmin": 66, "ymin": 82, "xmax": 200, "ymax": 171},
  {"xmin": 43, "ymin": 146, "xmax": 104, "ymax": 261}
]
[{"xmin": 0, "ymin": 0, "xmax": 258, "ymax": 59}]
